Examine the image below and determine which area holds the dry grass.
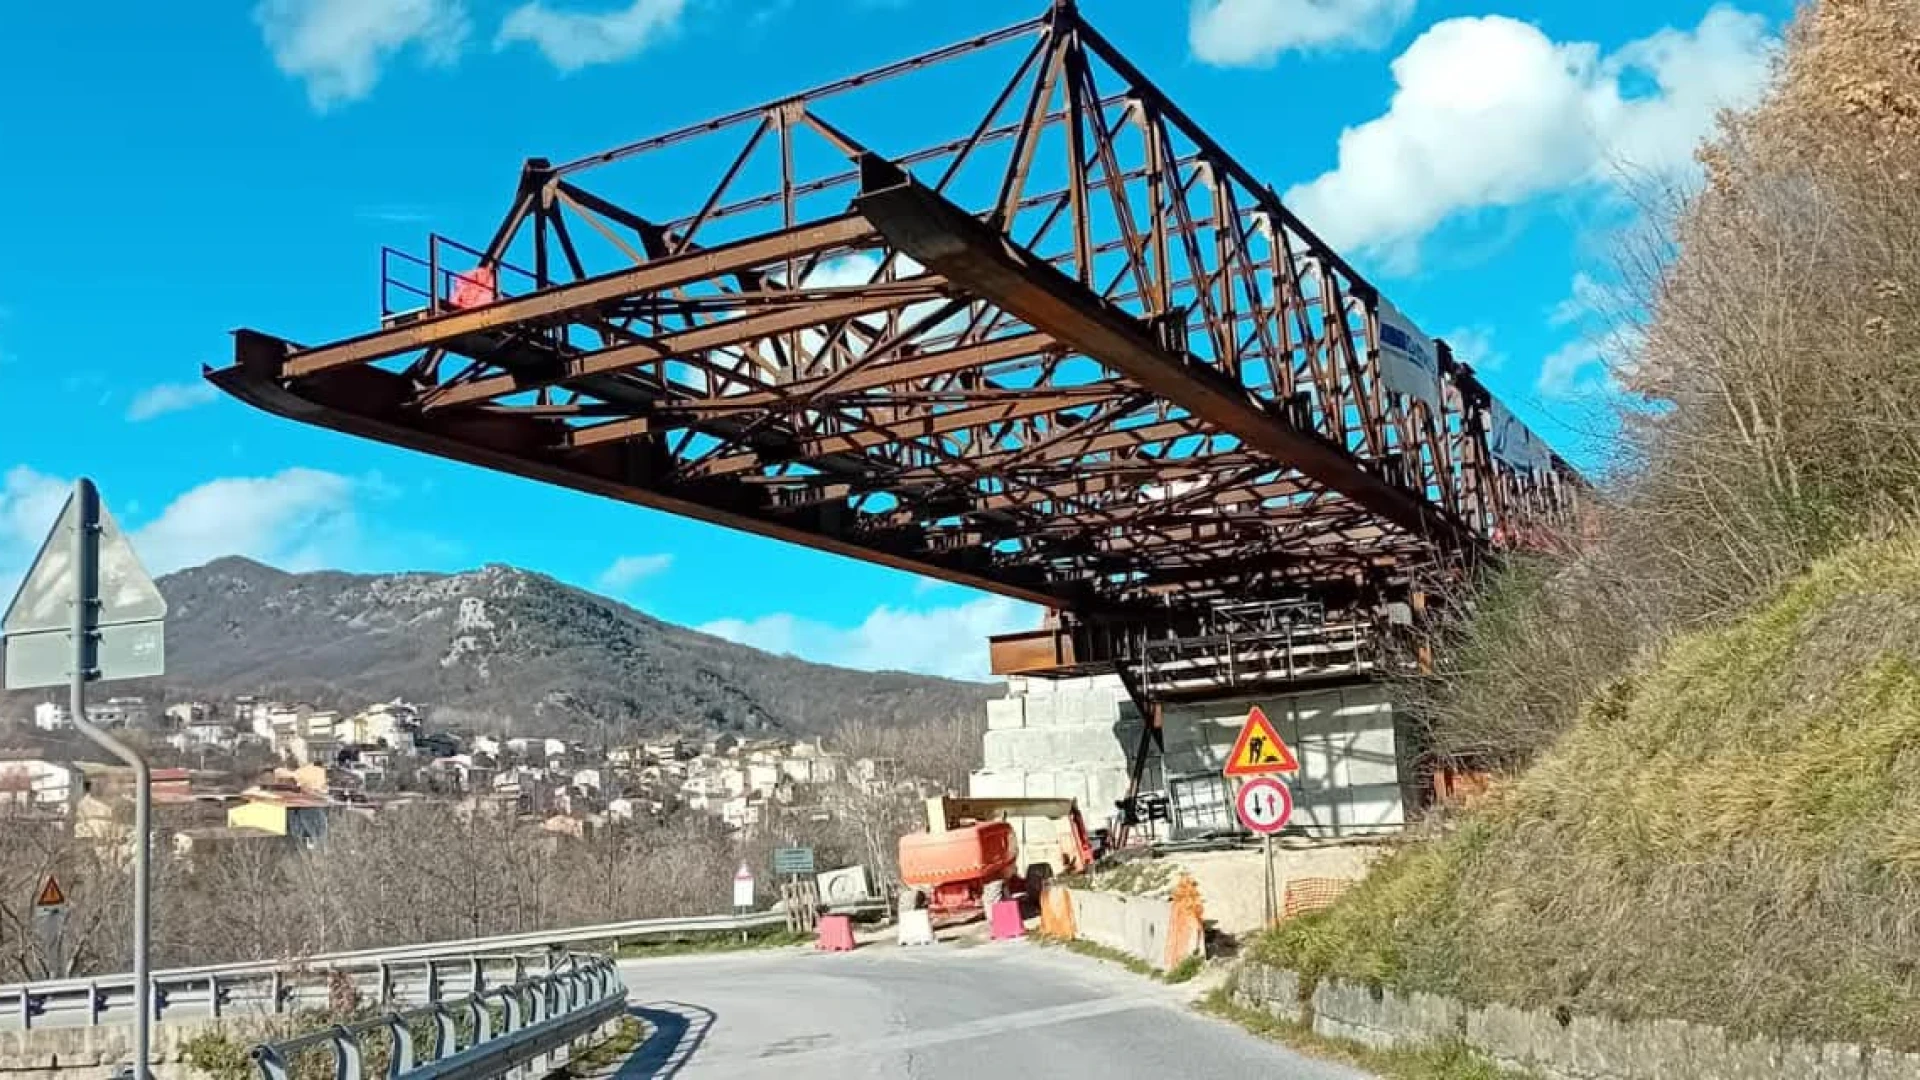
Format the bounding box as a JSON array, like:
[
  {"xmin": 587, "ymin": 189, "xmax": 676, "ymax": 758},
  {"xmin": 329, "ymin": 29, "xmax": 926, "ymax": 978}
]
[{"xmin": 1263, "ymin": 530, "xmax": 1920, "ymax": 1049}]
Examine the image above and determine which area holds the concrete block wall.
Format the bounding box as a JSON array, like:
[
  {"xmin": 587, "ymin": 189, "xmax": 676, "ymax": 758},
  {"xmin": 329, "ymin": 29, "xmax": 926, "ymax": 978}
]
[
  {"xmin": 1233, "ymin": 962, "xmax": 1920, "ymax": 1080},
  {"xmin": 0, "ymin": 1018, "xmax": 228, "ymax": 1080},
  {"xmin": 971, "ymin": 675, "xmax": 1139, "ymax": 854},
  {"xmin": 974, "ymin": 676, "xmax": 1412, "ymax": 845}
]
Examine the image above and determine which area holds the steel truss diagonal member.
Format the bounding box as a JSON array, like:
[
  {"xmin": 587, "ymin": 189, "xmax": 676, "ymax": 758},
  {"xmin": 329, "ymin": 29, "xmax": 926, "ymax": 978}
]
[{"xmin": 854, "ymin": 155, "xmax": 1474, "ymax": 550}]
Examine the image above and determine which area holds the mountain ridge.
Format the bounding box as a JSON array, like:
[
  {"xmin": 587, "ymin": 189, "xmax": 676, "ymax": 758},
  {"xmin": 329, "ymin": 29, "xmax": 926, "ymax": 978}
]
[{"xmin": 1, "ymin": 556, "xmax": 1000, "ymax": 738}]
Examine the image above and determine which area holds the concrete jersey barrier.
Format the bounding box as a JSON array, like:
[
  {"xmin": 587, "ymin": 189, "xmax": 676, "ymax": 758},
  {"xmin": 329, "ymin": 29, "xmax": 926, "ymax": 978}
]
[{"xmin": 1046, "ymin": 881, "xmax": 1204, "ymax": 972}]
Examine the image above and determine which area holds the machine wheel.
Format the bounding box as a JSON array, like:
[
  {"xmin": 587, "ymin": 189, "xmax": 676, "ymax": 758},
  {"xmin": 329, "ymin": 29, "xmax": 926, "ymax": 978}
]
[
  {"xmin": 1024, "ymin": 864, "xmax": 1052, "ymax": 898},
  {"xmin": 981, "ymin": 877, "xmax": 1007, "ymax": 907}
]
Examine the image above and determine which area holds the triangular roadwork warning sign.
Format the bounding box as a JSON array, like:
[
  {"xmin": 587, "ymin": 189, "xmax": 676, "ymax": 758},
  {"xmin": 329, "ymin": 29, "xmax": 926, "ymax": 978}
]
[
  {"xmin": 1223, "ymin": 706, "xmax": 1300, "ymax": 777},
  {"xmin": 35, "ymin": 875, "xmax": 66, "ymax": 909}
]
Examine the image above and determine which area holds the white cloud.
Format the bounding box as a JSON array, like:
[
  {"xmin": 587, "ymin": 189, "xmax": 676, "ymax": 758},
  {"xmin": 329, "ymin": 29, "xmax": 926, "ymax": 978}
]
[
  {"xmin": 0, "ymin": 468, "xmax": 69, "ymax": 625},
  {"xmin": 1285, "ymin": 7, "xmax": 1777, "ymax": 266},
  {"xmin": 129, "ymin": 469, "xmax": 363, "ymax": 576},
  {"xmin": 1190, "ymin": 0, "xmax": 1415, "ymax": 66},
  {"xmin": 1440, "ymin": 325, "xmax": 1504, "ymax": 371},
  {"xmin": 0, "ymin": 466, "xmax": 71, "ymax": 563},
  {"xmin": 255, "ymin": 0, "xmax": 470, "ymax": 110},
  {"xmin": 699, "ymin": 595, "xmax": 1039, "ymax": 681},
  {"xmin": 1537, "ymin": 270, "xmax": 1649, "ymax": 398},
  {"xmin": 1552, "ymin": 272, "xmax": 1603, "ymax": 326},
  {"xmin": 496, "ymin": 0, "xmax": 686, "ymax": 72},
  {"xmin": 1537, "ymin": 339, "xmax": 1611, "ymax": 399},
  {"xmin": 0, "ymin": 467, "xmax": 368, "ymax": 605},
  {"xmin": 596, "ymin": 553, "xmax": 673, "ymax": 593},
  {"xmin": 911, "ymin": 575, "xmax": 955, "ymax": 596},
  {"xmin": 741, "ymin": 253, "xmax": 969, "ymax": 373},
  {"xmin": 127, "ymin": 382, "xmax": 219, "ymax": 423}
]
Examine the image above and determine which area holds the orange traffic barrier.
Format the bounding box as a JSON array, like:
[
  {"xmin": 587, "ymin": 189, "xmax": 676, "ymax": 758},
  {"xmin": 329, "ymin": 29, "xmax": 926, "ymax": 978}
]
[
  {"xmin": 1039, "ymin": 885, "xmax": 1077, "ymax": 939},
  {"xmin": 816, "ymin": 914, "xmax": 856, "ymax": 952},
  {"xmin": 1164, "ymin": 874, "xmax": 1205, "ymax": 969}
]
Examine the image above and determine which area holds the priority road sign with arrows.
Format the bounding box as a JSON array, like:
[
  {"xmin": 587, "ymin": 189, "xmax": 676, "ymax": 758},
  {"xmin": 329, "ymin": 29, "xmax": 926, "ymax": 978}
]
[{"xmin": 1223, "ymin": 705, "xmax": 1300, "ymax": 777}]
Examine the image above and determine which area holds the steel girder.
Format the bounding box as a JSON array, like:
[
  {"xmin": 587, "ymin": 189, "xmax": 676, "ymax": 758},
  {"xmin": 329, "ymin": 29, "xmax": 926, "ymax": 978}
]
[{"xmin": 210, "ymin": 0, "xmax": 1579, "ymax": 627}]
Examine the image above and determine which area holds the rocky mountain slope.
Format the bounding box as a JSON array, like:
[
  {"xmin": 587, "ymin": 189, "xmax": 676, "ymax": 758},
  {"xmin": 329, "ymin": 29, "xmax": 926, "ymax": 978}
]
[{"xmin": 3, "ymin": 557, "xmax": 998, "ymax": 738}]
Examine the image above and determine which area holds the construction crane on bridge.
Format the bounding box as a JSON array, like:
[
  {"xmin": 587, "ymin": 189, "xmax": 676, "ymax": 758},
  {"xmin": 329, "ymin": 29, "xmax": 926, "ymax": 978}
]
[{"xmin": 209, "ymin": 0, "xmax": 1580, "ymax": 836}]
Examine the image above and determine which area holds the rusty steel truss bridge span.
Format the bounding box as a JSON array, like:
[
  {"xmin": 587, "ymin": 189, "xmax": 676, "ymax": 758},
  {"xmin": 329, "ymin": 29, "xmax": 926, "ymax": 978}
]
[{"xmin": 212, "ymin": 0, "xmax": 1578, "ymax": 690}]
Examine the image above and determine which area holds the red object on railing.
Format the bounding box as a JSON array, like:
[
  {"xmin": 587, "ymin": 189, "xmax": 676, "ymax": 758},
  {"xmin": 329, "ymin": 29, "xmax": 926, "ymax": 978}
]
[{"xmin": 449, "ymin": 264, "xmax": 497, "ymax": 309}]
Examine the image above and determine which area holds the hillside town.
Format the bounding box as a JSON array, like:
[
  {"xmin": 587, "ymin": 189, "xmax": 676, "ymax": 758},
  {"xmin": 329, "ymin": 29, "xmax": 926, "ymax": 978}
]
[{"xmin": 0, "ymin": 693, "xmax": 917, "ymax": 858}]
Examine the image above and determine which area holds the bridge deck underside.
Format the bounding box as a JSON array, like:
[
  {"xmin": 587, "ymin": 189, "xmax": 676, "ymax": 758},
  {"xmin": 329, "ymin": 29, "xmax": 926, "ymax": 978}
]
[{"xmin": 212, "ymin": 5, "xmax": 1574, "ymax": 624}]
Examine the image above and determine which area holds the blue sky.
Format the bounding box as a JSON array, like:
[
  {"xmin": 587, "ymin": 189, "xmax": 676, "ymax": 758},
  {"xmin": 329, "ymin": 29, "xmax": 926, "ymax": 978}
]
[{"xmin": 0, "ymin": 0, "xmax": 1791, "ymax": 680}]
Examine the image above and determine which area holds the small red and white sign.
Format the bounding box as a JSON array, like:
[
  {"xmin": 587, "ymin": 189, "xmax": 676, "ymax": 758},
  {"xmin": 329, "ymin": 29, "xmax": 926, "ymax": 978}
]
[
  {"xmin": 1235, "ymin": 777, "xmax": 1294, "ymax": 836},
  {"xmin": 733, "ymin": 863, "xmax": 755, "ymax": 910}
]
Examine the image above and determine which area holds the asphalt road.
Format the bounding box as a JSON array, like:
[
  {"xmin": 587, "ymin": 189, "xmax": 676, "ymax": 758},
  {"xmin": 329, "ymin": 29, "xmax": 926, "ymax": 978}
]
[{"xmin": 609, "ymin": 943, "xmax": 1374, "ymax": 1079}]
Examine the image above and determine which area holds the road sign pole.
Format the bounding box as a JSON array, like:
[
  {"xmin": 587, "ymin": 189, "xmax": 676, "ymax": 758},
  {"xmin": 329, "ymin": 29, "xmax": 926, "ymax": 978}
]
[
  {"xmin": 1262, "ymin": 833, "xmax": 1277, "ymax": 927},
  {"xmin": 64, "ymin": 480, "xmax": 152, "ymax": 1079},
  {"xmin": 34, "ymin": 907, "xmax": 66, "ymax": 979}
]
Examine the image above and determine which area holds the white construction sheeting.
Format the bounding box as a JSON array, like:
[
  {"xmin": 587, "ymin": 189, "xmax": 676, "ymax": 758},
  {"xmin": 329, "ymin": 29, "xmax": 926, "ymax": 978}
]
[
  {"xmin": 1375, "ymin": 300, "xmax": 1443, "ymax": 417},
  {"xmin": 1487, "ymin": 400, "xmax": 1554, "ymax": 474},
  {"xmin": 1162, "ymin": 684, "xmax": 1407, "ymax": 838}
]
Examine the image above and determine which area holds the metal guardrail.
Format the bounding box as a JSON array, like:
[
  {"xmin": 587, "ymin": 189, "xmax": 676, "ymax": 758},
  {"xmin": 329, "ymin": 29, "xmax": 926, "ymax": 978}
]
[
  {"xmin": 0, "ymin": 906, "xmax": 878, "ymax": 1030},
  {"xmin": 252, "ymin": 955, "xmax": 626, "ymax": 1080}
]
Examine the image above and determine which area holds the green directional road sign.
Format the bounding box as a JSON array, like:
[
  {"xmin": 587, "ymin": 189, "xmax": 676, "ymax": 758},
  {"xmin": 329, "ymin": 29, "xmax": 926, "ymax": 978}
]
[
  {"xmin": 773, "ymin": 847, "xmax": 815, "ymax": 876},
  {"xmin": 3, "ymin": 488, "xmax": 166, "ymax": 690}
]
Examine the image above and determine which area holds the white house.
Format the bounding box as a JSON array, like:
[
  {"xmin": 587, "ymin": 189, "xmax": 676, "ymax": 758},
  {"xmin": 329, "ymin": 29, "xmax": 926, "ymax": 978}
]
[
  {"xmin": 335, "ymin": 710, "xmax": 413, "ymax": 752},
  {"xmin": 32, "ymin": 702, "xmax": 69, "ymax": 731},
  {"xmin": 241, "ymin": 700, "xmax": 276, "ymax": 741},
  {"xmin": 88, "ymin": 697, "xmax": 148, "ymax": 728},
  {"xmin": 746, "ymin": 763, "xmax": 781, "ymax": 796},
  {"xmin": 493, "ymin": 765, "xmax": 544, "ymax": 794},
  {"xmin": 641, "ymin": 738, "xmax": 685, "ymax": 762},
  {"xmin": 0, "ymin": 759, "xmax": 74, "ymax": 812},
  {"xmin": 164, "ymin": 702, "xmax": 211, "ymax": 728},
  {"xmin": 506, "ymin": 737, "xmax": 568, "ymax": 760},
  {"xmin": 167, "ymin": 718, "xmax": 237, "ymax": 753},
  {"xmin": 719, "ymin": 796, "xmax": 761, "ymax": 831}
]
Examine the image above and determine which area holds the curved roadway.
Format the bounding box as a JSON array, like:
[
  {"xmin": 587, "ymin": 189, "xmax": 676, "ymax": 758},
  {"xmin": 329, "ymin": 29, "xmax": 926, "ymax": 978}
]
[{"xmin": 608, "ymin": 943, "xmax": 1373, "ymax": 1079}]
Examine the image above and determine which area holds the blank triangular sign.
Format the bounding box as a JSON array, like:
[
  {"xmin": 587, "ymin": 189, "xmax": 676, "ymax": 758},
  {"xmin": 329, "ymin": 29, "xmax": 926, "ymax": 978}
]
[
  {"xmin": 3, "ymin": 492, "xmax": 166, "ymax": 635},
  {"xmin": 1223, "ymin": 705, "xmax": 1300, "ymax": 777}
]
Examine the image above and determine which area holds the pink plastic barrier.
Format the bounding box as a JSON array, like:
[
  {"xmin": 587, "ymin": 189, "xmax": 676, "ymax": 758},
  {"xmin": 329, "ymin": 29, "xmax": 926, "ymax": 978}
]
[
  {"xmin": 816, "ymin": 914, "xmax": 856, "ymax": 952},
  {"xmin": 989, "ymin": 899, "xmax": 1026, "ymax": 941}
]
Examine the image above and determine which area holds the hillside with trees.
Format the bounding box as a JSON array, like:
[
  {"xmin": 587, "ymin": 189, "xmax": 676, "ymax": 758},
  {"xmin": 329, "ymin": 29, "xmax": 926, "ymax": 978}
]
[{"xmin": 2, "ymin": 556, "xmax": 998, "ymax": 739}]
